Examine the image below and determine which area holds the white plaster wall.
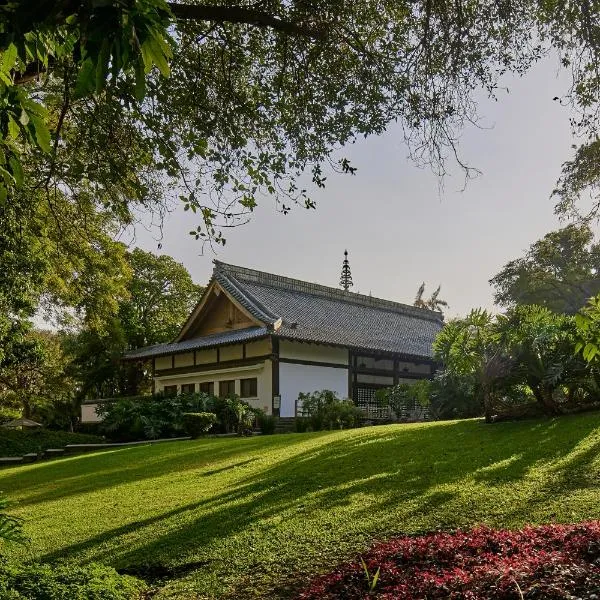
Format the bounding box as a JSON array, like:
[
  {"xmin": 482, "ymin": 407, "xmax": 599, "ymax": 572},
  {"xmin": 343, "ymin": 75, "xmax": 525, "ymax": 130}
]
[
  {"xmin": 196, "ymin": 348, "xmax": 218, "ymax": 364},
  {"xmin": 155, "ymin": 355, "xmax": 172, "ymax": 370},
  {"xmin": 246, "ymin": 338, "xmax": 271, "ymax": 357},
  {"xmin": 279, "ymin": 340, "xmax": 348, "ymax": 364},
  {"xmin": 81, "ymin": 404, "xmax": 102, "ymax": 423},
  {"xmin": 220, "ymin": 344, "xmax": 243, "ymax": 361},
  {"xmin": 174, "ymin": 352, "xmax": 194, "ymax": 368},
  {"xmin": 397, "ymin": 361, "xmax": 432, "ymax": 375},
  {"xmin": 279, "ymin": 363, "xmax": 348, "ymax": 417}
]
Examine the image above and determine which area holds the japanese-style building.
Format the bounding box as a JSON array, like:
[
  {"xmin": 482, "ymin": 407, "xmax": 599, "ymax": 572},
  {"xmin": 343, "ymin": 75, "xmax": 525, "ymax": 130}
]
[{"xmin": 81, "ymin": 260, "xmax": 443, "ymax": 422}]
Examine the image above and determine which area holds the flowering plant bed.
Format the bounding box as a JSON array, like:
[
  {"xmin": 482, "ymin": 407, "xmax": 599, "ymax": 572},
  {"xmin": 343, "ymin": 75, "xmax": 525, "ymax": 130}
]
[{"xmin": 298, "ymin": 522, "xmax": 600, "ymax": 599}]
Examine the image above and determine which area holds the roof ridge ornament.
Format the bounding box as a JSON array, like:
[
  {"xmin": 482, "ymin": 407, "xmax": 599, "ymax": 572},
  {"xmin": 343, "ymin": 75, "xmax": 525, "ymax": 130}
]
[{"xmin": 339, "ymin": 249, "xmax": 353, "ymax": 292}]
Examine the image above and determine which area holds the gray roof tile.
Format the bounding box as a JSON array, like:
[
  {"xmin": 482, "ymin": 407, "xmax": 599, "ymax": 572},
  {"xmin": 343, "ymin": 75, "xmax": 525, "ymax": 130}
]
[
  {"xmin": 126, "ymin": 262, "xmax": 443, "ymax": 360},
  {"xmin": 125, "ymin": 326, "xmax": 269, "ymax": 360},
  {"xmin": 215, "ymin": 262, "xmax": 443, "ymax": 358}
]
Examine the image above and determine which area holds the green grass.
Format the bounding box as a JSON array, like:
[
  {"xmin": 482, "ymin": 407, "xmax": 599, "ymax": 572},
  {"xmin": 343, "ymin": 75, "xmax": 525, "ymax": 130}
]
[
  {"xmin": 2, "ymin": 413, "xmax": 600, "ymax": 598},
  {"xmin": 0, "ymin": 429, "xmax": 103, "ymax": 457}
]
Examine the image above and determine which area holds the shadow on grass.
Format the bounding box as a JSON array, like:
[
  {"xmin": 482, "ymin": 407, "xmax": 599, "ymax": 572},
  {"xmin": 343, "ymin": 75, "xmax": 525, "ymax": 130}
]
[
  {"xmin": 7, "ymin": 413, "xmax": 600, "ymax": 598},
  {"xmin": 0, "ymin": 435, "xmax": 306, "ymax": 508}
]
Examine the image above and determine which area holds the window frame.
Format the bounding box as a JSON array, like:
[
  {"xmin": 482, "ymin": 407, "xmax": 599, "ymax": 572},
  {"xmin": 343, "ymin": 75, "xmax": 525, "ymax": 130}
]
[
  {"xmin": 240, "ymin": 377, "xmax": 258, "ymax": 398},
  {"xmin": 180, "ymin": 383, "xmax": 196, "ymax": 394},
  {"xmin": 199, "ymin": 381, "xmax": 214, "ymax": 396},
  {"xmin": 219, "ymin": 379, "xmax": 236, "ymax": 398}
]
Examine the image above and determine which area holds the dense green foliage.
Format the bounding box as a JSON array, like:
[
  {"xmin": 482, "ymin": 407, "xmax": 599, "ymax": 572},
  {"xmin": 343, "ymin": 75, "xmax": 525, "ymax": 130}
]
[
  {"xmin": 97, "ymin": 393, "xmax": 262, "ymax": 440},
  {"xmin": 181, "ymin": 412, "xmax": 217, "ymax": 438},
  {"xmin": 490, "ymin": 224, "xmax": 600, "ymax": 314},
  {"xmin": 0, "ymin": 561, "xmax": 145, "ymax": 599},
  {"xmin": 576, "ymin": 295, "xmax": 600, "ymax": 365},
  {"xmin": 298, "ymin": 390, "xmax": 363, "ymax": 430},
  {"xmin": 257, "ymin": 413, "xmax": 276, "ymax": 435},
  {"xmin": 0, "ymin": 495, "xmax": 24, "ymax": 545},
  {"xmin": 1, "ymin": 414, "xmax": 600, "ymax": 598},
  {"xmin": 67, "ymin": 248, "xmax": 203, "ymax": 400},
  {"xmin": 0, "ymin": 430, "xmax": 103, "ymax": 458},
  {"xmin": 0, "ymin": 330, "xmax": 76, "ymax": 427},
  {"xmin": 2, "ymin": 0, "xmax": 600, "ymax": 378},
  {"xmin": 432, "ymin": 304, "xmax": 600, "ymax": 421}
]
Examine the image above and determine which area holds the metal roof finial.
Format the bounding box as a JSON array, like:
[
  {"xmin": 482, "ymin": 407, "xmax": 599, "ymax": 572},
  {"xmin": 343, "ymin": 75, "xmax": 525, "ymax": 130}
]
[{"xmin": 339, "ymin": 249, "xmax": 353, "ymax": 292}]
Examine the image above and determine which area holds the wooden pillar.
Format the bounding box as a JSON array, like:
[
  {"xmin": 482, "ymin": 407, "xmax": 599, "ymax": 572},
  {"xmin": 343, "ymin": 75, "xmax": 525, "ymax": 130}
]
[
  {"xmin": 393, "ymin": 356, "xmax": 399, "ymax": 386},
  {"xmin": 271, "ymin": 337, "xmax": 280, "ymax": 417},
  {"xmin": 348, "ymin": 350, "xmax": 353, "ymax": 400},
  {"xmin": 152, "ymin": 359, "xmax": 156, "ymax": 395}
]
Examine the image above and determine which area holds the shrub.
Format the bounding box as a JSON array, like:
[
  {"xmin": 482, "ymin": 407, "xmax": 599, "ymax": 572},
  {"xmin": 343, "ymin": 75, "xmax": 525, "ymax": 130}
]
[
  {"xmin": 299, "ymin": 522, "xmax": 600, "ymax": 599},
  {"xmin": 256, "ymin": 412, "xmax": 276, "ymax": 435},
  {"xmin": 97, "ymin": 393, "xmax": 262, "ymax": 440},
  {"xmin": 0, "ymin": 430, "xmax": 104, "ymax": 458},
  {"xmin": 0, "ymin": 561, "xmax": 145, "ymax": 599},
  {"xmin": 97, "ymin": 392, "xmax": 211, "ymax": 441},
  {"xmin": 375, "ymin": 380, "xmax": 432, "ymax": 421},
  {"xmin": 298, "ymin": 390, "xmax": 362, "ymax": 431},
  {"xmin": 224, "ymin": 396, "xmax": 256, "ymax": 435},
  {"xmin": 294, "ymin": 417, "xmax": 311, "ymax": 433},
  {"xmin": 182, "ymin": 412, "xmax": 217, "ymax": 438},
  {"xmin": 0, "ymin": 495, "xmax": 25, "ymax": 545}
]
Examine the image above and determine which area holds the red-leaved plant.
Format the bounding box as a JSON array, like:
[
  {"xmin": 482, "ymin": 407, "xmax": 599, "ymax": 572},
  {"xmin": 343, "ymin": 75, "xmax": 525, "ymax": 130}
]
[{"xmin": 298, "ymin": 522, "xmax": 600, "ymax": 599}]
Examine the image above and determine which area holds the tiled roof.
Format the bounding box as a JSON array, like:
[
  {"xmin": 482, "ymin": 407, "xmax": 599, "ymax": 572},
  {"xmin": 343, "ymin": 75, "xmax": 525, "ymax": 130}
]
[
  {"xmin": 214, "ymin": 262, "xmax": 443, "ymax": 358},
  {"xmin": 124, "ymin": 326, "xmax": 269, "ymax": 360},
  {"xmin": 125, "ymin": 261, "xmax": 443, "ymax": 360}
]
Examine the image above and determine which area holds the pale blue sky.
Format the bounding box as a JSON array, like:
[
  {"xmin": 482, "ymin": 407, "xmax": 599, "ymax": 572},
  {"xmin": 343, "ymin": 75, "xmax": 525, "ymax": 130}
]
[{"xmin": 134, "ymin": 58, "xmax": 582, "ymax": 317}]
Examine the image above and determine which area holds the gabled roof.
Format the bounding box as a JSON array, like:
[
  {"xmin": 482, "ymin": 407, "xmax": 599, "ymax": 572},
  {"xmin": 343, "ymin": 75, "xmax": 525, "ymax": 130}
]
[{"xmin": 125, "ymin": 261, "xmax": 444, "ymax": 360}]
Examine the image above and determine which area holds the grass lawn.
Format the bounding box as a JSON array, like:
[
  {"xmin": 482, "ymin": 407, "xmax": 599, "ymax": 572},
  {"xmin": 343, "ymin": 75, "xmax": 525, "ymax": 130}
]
[{"xmin": 2, "ymin": 413, "xmax": 600, "ymax": 598}]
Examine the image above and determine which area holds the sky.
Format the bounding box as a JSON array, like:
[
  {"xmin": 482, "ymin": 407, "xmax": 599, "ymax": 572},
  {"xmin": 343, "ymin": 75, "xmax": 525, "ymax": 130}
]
[{"xmin": 133, "ymin": 57, "xmax": 581, "ymax": 318}]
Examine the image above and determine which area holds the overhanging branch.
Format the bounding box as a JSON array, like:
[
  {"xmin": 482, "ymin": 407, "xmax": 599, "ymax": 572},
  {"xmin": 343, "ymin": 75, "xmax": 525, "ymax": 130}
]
[{"xmin": 167, "ymin": 3, "xmax": 326, "ymax": 39}]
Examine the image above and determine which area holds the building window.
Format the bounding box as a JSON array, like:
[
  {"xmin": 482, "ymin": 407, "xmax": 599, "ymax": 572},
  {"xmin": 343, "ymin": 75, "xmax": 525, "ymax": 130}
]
[
  {"xmin": 163, "ymin": 385, "xmax": 177, "ymax": 397},
  {"xmin": 240, "ymin": 377, "xmax": 257, "ymax": 398},
  {"xmin": 181, "ymin": 383, "xmax": 195, "ymax": 394},
  {"xmin": 219, "ymin": 380, "xmax": 235, "ymax": 398},
  {"xmin": 199, "ymin": 381, "xmax": 214, "ymax": 396}
]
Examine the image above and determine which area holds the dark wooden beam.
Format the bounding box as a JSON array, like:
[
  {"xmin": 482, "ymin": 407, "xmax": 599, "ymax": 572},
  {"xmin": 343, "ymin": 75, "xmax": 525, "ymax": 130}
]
[
  {"xmin": 348, "ymin": 350, "xmax": 353, "ymax": 400},
  {"xmin": 278, "ymin": 357, "xmax": 348, "ymax": 370},
  {"xmin": 155, "ymin": 355, "xmax": 270, "ymax": 377},
  {"xmin": 271, "ymin": 336, "xmax": 280, "ymax": 417}
]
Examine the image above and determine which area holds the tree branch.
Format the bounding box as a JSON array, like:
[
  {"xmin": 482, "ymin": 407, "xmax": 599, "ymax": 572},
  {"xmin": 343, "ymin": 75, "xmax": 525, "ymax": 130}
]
[{"xmin": 167, "ymin": 3, "xmax": 326, "ymax": 39}]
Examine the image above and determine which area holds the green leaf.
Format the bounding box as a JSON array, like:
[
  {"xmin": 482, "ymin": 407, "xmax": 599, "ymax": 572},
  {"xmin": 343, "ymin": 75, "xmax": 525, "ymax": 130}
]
[
  {"xmin": 7, "ymin": 115, "xmax": 20, "ymax": 139},
  {"xmin": 141, "ymin": 36, "xmax": 170, "ymax": 77},
  {"xmin": 9, "ymin": 156, "xmax": 24, "ymax": 187},
  {"xmin": 29, "ymin": 115, "xmax": 51, "ymax": 153},
  {"xmin": 1, "ymin": 43, "xmax": 18, "ymax": 74},
  {"xmin": 74, "ymin": 57, "xmax": 95, "ymax": 98},
  {"xmin": 95, "ymin": 39, "xmax": 111, "ymax": 93},
  {"xmin": 134, "ymin": 60, "xmax": 146, "ymax": 101}
]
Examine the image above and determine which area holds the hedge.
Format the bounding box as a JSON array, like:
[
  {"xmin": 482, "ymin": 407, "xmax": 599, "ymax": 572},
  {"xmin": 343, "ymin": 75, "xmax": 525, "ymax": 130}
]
[{"xmin": 0, "ymin": 430, "xmax": 104, "ymax": 458}]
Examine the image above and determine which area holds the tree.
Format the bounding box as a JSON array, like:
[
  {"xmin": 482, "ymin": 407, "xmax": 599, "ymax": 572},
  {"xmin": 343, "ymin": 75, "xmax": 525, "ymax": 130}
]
[
  {"xmin": 69, "ymin": 248, "xmax": 203, "ymax": 399},
  {"xmin": 432, "ymin": 309, "xmax": 506, "ymax": 421},
  {"xmin": 0, "ymin": 330, "xmax": 75, "ymax": 426},
  {"xmin": 119, "ymin": 249, "xmax": 203, "ymax": 349},
  {"xmin": 2, "ymin": 0, "xmax": 600, "ymax": 366},
  {"xmin": 496, "ymin": 305, "xmax": 579, "ymax": 416},
  {"xmin": 490, "ymin": 225, "xmax": 600, "ymax": 315},
  {"xmin": 414, "ymin": 283, "xmax": 449, "ymax": 312}
]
